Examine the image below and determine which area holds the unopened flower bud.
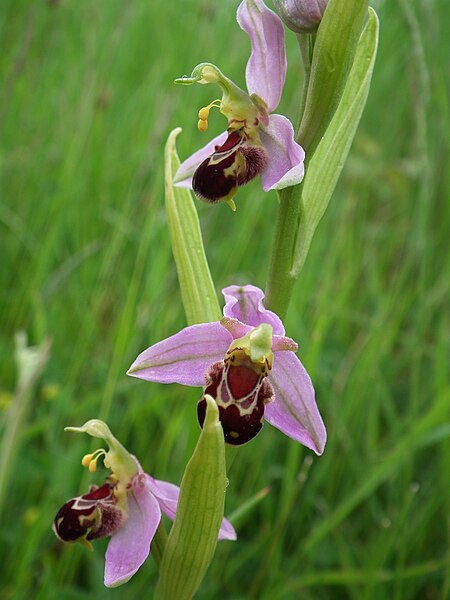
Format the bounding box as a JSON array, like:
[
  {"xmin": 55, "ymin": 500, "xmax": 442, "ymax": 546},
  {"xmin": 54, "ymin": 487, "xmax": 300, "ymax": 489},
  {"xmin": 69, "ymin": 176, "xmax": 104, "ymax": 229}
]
[{"xmin": 273, "ymin": 0, "xmax": 328, "ymax": 34}]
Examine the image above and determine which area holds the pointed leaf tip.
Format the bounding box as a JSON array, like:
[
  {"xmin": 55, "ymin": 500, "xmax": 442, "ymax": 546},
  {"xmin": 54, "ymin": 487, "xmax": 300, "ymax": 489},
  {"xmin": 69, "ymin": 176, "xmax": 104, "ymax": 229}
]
[
  {"xmin": 164, "ymin": 128, "xmax": 221, "ymax": 326},
  {"xmin": 203, "ymin": 394, "xmax": 221, "ymax": 430}
]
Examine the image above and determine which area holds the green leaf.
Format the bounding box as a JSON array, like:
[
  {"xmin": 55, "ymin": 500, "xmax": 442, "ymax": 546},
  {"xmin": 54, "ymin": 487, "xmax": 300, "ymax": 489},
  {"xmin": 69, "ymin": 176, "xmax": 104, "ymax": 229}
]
[
  {"xmin": 164, "ymin": 128, "xmax": 221, "ymax": 325},
  {"xmin": 155, "ymin": 396, "xmax": 227, "ymax": 600},
  {"xmin": 294, "ymin": 8, "xmax": 379, "ymax": 272},
  {"xmin": 297, "ymin": 0, "xmax": 369, "ymax": 153}
]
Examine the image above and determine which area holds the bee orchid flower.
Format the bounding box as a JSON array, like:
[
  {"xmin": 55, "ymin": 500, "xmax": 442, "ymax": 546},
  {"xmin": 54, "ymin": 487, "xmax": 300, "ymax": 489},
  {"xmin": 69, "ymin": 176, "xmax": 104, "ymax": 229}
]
[
  {"xmin": 173, "ymin": 0, "xmax": 305, "ymax": 210},
  {"xmin": 52, "ymin": 420, "xmax": 236, "ymax": 588},
  {"xmin": 128, "ymin": 286, "xmax": 326, "ymax": 454}
]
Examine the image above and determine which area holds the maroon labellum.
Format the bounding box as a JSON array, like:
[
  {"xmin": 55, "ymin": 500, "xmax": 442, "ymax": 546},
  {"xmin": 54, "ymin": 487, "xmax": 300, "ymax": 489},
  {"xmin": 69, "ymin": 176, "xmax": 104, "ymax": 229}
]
[
  {"xmin": 52, "ymin": 482, "xmax": 124, "ymax": 543},
  {"xmin": 198, "ymin": 356, "xmax": 274, "ymax": 445},
  {"xmin": 192, "ymin": 130, "xmax": 268, "ymax": 204}
]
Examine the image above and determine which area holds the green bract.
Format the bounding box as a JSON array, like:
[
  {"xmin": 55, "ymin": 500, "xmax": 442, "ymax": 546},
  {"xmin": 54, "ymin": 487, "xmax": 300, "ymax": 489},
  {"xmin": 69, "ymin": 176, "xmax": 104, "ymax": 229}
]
[
  {"xmin": 295, "ymin": 8, "xmax": 379, "ymax": 272},
  {"xmin": 297, "ymin": 0, "xmax": 369, "ymax": 153},
  {"xmin": 155, "ymin": 396, "xmax": 227, "ymax": 600},
  {"xmin": 164, "ymin": 128, "xmax": 221, "ymax": 325},
  {"xmin": 265, "ymin": 2, "xmax": 379, "ymax": 317}
]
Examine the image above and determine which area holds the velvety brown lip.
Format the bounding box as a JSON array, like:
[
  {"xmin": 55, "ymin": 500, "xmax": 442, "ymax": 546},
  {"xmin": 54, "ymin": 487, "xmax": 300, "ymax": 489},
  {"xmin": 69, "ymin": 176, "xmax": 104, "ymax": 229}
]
[{"xmin": 192, "ymin": 130, "xmax": 268, "ymax": 204}]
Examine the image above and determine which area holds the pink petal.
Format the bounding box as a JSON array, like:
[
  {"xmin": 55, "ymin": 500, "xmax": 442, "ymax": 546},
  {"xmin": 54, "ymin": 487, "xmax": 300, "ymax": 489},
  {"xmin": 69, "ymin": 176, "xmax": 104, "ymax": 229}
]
[
  {"xmin": 217, "ymin": 517, "xmax": 238, "ymax": 541},
  {"xmin": 104, "ymin": 476, "xmax": 161, "ymax": 587},
  {"xmin": 127, "ymin": 322, "xmax": 232, "ymax": 386},
  {"xmin": 259, "ymin": 114, "xmax": 305, "ymax": 191},
  {"xmin": 237, "ymin": 0, "xmax": 286, "ymax": 112},
  {"xmin": 173, "ymin": 131, "xmax": 228, "ymax": 188},
  {"xmin": 146, "ymin": 476, "xmax": 237, "ymax": 541},
  {"xmin": 272, "ymin": 334, "xmax": 298, "ymax": 352},
  {"xmin": 220, "ymin": 317, "xmax": 252, "ymax": 339},
  {"xmin": 266, "ymin": 351, "xmax": 326, "ymax": 455},
  {"xmin": 145, "ymin": 476, "xmax": 179, "ymax": 521},
  {"xmin": 222, "ymin": 285, "xmax": 285, "ymax": 335}
]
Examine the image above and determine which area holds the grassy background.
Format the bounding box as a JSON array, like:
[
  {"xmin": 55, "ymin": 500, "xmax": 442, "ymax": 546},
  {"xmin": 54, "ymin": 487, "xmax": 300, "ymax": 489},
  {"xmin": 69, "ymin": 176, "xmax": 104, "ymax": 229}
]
[{"xmin": 1, "ymin": 0, "xmax": 449, "ymax": 598}]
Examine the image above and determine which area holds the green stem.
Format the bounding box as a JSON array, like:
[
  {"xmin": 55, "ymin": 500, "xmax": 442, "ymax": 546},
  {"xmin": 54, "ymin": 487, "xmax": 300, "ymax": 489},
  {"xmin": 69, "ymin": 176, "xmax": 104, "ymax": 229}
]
[
  {"xmin": 151, "ymin": 521, "xmax": 168, "ymax": 569},
  {"xmin": 264, "ymin": 34, "xmax": 313, "ymax": 319},
  {"xmin": 264, "ymin": 185, "xmax": 303, "ymax": 319},
  {"xmin": 296, "ymin": 33, "xmax": 315, "ymax": 133}
]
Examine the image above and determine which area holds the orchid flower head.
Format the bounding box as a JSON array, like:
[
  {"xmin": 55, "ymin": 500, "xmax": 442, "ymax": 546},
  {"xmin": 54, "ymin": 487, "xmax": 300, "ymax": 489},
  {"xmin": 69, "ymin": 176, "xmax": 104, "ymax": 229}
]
[
  {"xmin": 128, "ymin": 286, "xmax": 326, "ymax": 454},
  {"xmin": 173, "ymin": 0, "xmax": 305, "ymax": 210},
  {"xmin": 52, "ymin": 420, "xmax": 236, "ymax": 588}
]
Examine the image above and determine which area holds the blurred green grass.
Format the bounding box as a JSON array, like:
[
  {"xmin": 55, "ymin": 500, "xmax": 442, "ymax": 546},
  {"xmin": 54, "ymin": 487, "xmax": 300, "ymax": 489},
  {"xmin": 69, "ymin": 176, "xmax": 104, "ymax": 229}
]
[{"xmin": 0, "ymin": 0, "xmax": 449, "ymax": 599}]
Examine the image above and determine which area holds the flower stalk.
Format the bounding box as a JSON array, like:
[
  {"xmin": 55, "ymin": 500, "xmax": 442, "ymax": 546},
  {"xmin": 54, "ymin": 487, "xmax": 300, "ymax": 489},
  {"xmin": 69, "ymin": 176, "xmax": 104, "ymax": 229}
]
[
  {"xmin": 296, "ymin": 32, "xmax": 315, "ymax": 131},
  {"xmin": 264, "ymin": 185, "xmax": 303, "ymax": 319}
]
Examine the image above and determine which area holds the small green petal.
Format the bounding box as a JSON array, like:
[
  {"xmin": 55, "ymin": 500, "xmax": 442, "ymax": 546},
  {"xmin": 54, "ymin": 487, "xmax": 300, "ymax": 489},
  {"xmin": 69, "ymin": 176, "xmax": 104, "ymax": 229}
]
[
  {"xmin": 227, "ymin": 323, "xmax": 274, "ymax": 365},
  {"xmin": 248, "ymin": 324, "xmax": 273, "ymax": 363}
]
